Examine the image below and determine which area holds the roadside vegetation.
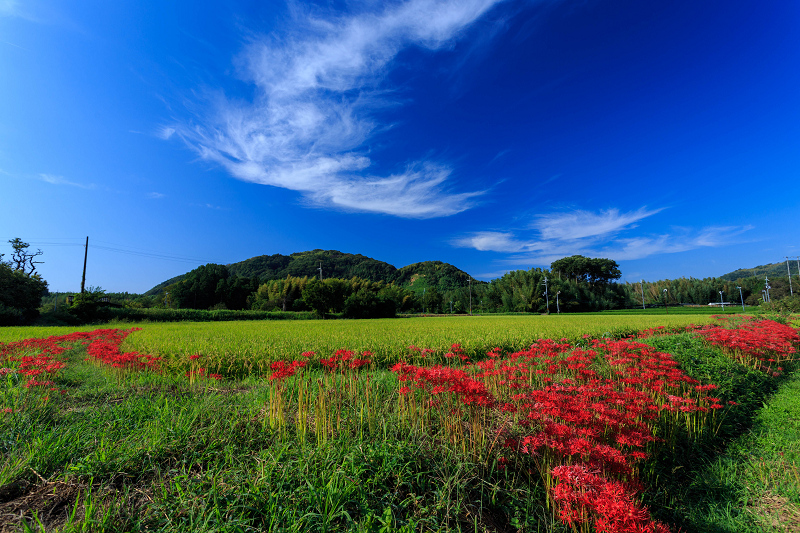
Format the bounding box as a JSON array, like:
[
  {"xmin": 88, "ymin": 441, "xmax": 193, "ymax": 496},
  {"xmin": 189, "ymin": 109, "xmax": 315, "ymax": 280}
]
[{"xmin": 1, "ymin": 314, "xmax": 797, "ymax": 532}]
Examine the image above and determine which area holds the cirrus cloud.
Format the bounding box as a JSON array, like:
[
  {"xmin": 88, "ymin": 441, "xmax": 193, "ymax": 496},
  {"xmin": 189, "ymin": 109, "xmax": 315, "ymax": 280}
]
[
  {"xmin": 453, "ymin": 206, "xmax": 754, "ymax": 264},
  {"xmin": 167, "ymin": 0, "xmax": 507, "ymax": 218}
]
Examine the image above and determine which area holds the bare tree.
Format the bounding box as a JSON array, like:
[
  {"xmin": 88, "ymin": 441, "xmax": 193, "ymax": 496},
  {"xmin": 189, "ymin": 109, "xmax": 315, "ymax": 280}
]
[{"xmin": 8, "ymin": 238, "xmax": 44, "ymax": 275}]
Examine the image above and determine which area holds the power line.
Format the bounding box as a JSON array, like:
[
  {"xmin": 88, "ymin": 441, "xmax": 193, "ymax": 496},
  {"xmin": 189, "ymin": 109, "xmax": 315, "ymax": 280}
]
[{"xmin": 2, "ymin": 238, "xmax": 219, "ymax": 264}]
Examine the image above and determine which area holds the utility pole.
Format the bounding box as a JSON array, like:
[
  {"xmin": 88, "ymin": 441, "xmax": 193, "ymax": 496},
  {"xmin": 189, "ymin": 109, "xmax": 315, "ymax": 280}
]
[
  {"xmin": 719, "ymin": 290, "xmax": 725, "ymax": 311},
  {"xmin": 786, "ymin": 257, "xmax": 794, "ymax": 296},
  {"xmin": 765, "ymin": 276, "xmax": 771, "ymax": 303},
  {"xmin": 737, "ymin": 286, "xmax": 745, "ymax": 312},
  {"xmin": 663, "ymin": 288, "xmax": 668, "ymax": 314},
  {"xmin": 80, "ymin": 236, "xmax": 88, "ymax": 294},
  {"xmin": 556, "ymin": 291, "xmax": 561, "ymax": 314},
  {"xmin": 640, "ymin": 280, "xmax": 645, "ymax": 310},
  {"xmin": 318, "ymin": 262, "xmax": 323, "ymax": 280},
  {"xmin": 542, "ymin": 276, "xmax": 549, "ymax": 314}
]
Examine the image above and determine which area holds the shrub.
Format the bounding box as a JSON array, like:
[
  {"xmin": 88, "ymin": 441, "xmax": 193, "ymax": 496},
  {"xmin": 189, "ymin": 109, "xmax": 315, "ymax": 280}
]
[{"xmin": 0, "ymin": 263, "xmax": 48, "ymax": 325}]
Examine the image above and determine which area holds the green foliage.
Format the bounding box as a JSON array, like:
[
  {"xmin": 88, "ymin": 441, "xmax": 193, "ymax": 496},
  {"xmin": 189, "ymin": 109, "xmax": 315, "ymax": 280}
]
[
  {"xmin": 300, "ymin": 277, "xmax": 410, "ymax": 318},
  {"xmin": 68, "ymin": 287, "xmax": 112, "ymax": 324},
  {"xmin": 760, "ymin": 294, "xmax": 800, "ymax": 313},
  {"xmin": 0, "ymin": 347, "xmax": 557, "ymax": 532},
  {"xmin": 113, "ymin": 314, "xmax": 717, "ymax": 374},
  {"xmin": 550, "ymin": 255, "xmax": 621, "ymax": 285},
  {"xmin": 480, "ymin": 267, "xmax": 626, "ymax": 313},
  {"xmin": 342, "ymin": 288, "xmax": 397, "ymax": 319},
  {"xmin": 393, "ymin": 261, "xmax": 477, "ymax": 293},
  {"xmin": 249, "ymin": 275, "xmax": 311, "ymax": 312},
  {"xmin": 622, "ymin": 274, "xmax": 799, "ymax": 308},
  {"xmin": 166, "ymin": 264, "xmax": 258, "ymax": 310},
  {"xmin": 0, "ymin": 262, "xmax": 48, "ymax": 325}
]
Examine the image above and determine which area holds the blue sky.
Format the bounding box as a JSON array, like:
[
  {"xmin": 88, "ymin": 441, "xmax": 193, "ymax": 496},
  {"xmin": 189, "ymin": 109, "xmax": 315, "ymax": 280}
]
[{"xmin": 2, "ymin": 0, "xmax": 799, "ymax": 293}]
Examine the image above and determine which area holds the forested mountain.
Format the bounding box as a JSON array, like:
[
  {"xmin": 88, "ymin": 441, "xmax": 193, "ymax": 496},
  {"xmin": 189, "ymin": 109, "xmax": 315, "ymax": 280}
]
[
  {"xmin": 227, "ymin": 250, "xmax": 399, "ymax": 283},
  {"xmin": 146, "ymin": 251, "xmax": 476, "ymax": 295},
  {"xmin": 394, "ymin": 261, "xmax": 478, "ymax": 293},
  {"xmin": 144, "ymin": 274, "xmax": 188, "ymax": 297},
  {"xmin": 719, "ymin": 261, "xmax": 797, "ymax": 282}
]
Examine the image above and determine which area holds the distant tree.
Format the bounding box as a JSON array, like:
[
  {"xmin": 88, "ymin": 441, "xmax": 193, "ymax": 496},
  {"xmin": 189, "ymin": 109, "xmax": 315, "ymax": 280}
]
[
  {"xmin": 550, "ymin": 256, "xmax": 621, "ymax": 286},
  {"xmin": 302, "ymin": 278, "xmax": 336, "ymax": 317},
  {"xmin": 342, "ymin": 288, "xmax": 397, "ymax": 319},
  {"xmin": 169, "ymin": 264, "xmax": 232, "ymax": 309},
  {"xmin": 7, "ymin": 238, "xmax": 44, "ymax": 275},
  {"xmin": 0, "ymin": 239, "xmax": 48, "ymax": 325},
  {"xmin": 68, "ymin": 286, "xmax": 111, "ymax": 323}
]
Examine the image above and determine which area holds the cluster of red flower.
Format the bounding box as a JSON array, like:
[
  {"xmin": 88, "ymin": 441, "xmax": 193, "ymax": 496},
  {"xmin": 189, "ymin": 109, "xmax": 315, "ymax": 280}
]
[
  {"xmin": 1, "ymin": 328, "xmax": 161, "ymax": 390},
  {"xmin": 83, "ymin": 328, "xmax": 161, "ymax": 372},
  {"xmin": 443, "ymin": 343, "xmax": 470, "ymax": 362},
  {"xmin": 551, "ymin": 463, "xmax": 669, "ymax": 533},
  {"xmin": 389, "ymin": 335, "xmax": 732, "ymax": 532},
  {"xmin": 269, "ymin": 359, "xmax": 307, "ymax": 381},
  {"xmin": 391, "ymin": 362, "xmax": 494, "ymax": 407},
  {"xmin": 319, "ymin": 349, "xmax": 372, "ymax": 372},
  {"xmin": 2, "ymin": 331, "xmax": 81, "ymax": 393},
  {"xmin": 695, "ymin": 317, "xmax": 798, "ymax": 373}
]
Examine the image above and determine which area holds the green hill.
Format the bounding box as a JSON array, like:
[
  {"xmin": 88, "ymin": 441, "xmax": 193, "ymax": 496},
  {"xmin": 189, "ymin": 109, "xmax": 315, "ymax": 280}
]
[
  {"xmin": 394, "ymin": 261, "xmax": 478, "ymax": 293},
  {"xmin": 719, "ymin": 260, "xmax": 797, "ymax": 282},
  {"xmin": 145, "ymin": 251, "xmax": 477, "ymax": 295}
]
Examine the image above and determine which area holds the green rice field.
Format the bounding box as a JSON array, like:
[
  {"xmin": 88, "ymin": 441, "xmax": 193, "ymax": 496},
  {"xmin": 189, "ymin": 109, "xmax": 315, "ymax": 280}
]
[{"xmin": 3, "ymin": 314, "xmax": 721, "ymax": 378}]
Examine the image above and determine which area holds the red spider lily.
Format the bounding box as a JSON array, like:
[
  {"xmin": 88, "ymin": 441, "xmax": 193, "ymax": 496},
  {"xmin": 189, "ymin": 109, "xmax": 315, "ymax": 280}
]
[
  {"xmin": 695, "ymin": 317, "xmax": 799, "ymax": 372},
  {"xmin": 389, "ymin": 327, "xmax": 769, "ymax": 533},
  {"xmin": 320, "ymin": 349, "xmax": 371, "ymax": 372},
  {"xmin": 1, "ymin": 329, "xmax": 160, "ymax": 385},
  {"xmin": 550, "ymin": 464, "xmax": 671, "ymax": 533},
  {"xmin": 269, "ymin": 360, "xmax": 307, "ymax": 381}
]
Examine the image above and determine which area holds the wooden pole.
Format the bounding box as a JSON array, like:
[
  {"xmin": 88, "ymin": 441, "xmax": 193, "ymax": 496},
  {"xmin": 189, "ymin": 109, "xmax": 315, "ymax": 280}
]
[{"xmin": 80, "ymin": 236, "xmax": 88, "ymax": 294}]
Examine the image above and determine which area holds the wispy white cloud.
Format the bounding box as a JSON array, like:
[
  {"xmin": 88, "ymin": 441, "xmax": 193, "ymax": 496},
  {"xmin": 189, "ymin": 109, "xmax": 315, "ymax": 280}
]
[
  {"xmin": 148, "ymin": 192, "xmax": 166, "ymax": 199},
  {"xmin": 532, "ymin": 207, "xmax": 663, "ymax": 241},
  {"xmin": 38, "ymin": 173, "xmax": 95, "ymax": 189},
  {"xmin": 454, "ymin": 207, "xmax": 753, "ymax": 264},
  {"xmin": 156, "ymin": 126, "xmax": 175, "ymax": 140},
  {"xmin": 453, "ymin": 231, "xmax": 526, "ymax": 252},
  {"xmin": 169, "ymin": 0, "xmax": 506, "ymax": 218}
]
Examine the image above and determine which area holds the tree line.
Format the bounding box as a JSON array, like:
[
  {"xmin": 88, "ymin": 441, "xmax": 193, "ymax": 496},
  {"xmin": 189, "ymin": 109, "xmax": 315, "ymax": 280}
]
[
  {"xmin": 8, "ymin": 242, "xmax": 800, "ymax": 326},
  {"xmin": 151, "ymin": 255, "xmax": 628, "ymax": 316}
]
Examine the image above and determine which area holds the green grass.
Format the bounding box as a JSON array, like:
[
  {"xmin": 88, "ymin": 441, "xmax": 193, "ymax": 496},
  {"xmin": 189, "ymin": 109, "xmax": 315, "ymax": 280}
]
[
  {"xmin": 0, "ymin": 348, "xmax": 561, "ymax": 533},
  {"xmin": 640, "ymin": 334, "xmax": 800, "ymax": 532}
]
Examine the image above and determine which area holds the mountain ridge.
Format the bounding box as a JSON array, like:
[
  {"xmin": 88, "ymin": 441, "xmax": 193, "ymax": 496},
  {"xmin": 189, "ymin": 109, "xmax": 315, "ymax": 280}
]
[{"xmin": 145, "ymin": 250, "xmax": 478, "ymax": 296}]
